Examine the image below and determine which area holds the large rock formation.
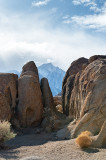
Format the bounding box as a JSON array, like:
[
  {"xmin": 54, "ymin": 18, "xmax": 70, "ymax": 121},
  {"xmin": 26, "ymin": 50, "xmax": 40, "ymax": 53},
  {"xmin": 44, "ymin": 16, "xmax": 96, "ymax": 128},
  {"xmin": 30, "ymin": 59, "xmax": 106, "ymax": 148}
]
[
  {"xmin": 71, "ymin": 58, "xmax": 106, "ymax": 137},
  {"xmin": 41, "ymin": 78, "xmax": 55, "ymax": 111},
  {"xmin": 88, "ymin": 55, "xmax": 106, "ymax": 63},
  {"xmin": 62, "ymin": 57, "xmax": 88, "ymax": 116},
  {"xmin": 0, "ymin": 73, "xmax": 18, "ymax": 121},
  {"xmin": 91, "ymin": 120, "xmax": 106, "ymax": 147},
  {"xmin": 60, "ymin": 56, "xmax": 106, "ymax": 147},
  {"xmin": 16, "ymin": 62, "xmax": 43, "ymax": 128},
  {"xmin": 41, "ymin": 78, "xmax": 66, "ymax": 132},
  {"xmin": 0, "ymin": 92, "xmax": 11, "ymax": 121},
  {"xmin": 21, "ymin": 61, "xmax": 38, "ymax": 76}
]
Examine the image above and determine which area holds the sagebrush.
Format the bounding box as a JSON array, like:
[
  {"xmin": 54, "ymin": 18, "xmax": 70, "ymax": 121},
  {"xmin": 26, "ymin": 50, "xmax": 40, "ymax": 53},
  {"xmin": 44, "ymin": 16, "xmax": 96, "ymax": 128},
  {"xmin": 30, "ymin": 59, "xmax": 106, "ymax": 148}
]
[
  {"xmin": 75, "ymin": 131, "xmax": 92, "ymax": 148},
  {"xmin": 0, "ymin": 121, "xmax": 16, "ymax": 148}
]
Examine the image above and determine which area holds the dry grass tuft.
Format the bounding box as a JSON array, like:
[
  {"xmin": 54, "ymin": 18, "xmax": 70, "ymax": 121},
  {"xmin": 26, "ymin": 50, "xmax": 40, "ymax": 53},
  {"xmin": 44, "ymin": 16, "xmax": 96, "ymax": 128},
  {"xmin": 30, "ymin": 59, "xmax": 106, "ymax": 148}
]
[
  {"xmin": 0, "ymin": 121, "xmax": 16, "ymax": 148},
  {"xmin": 80, "ymin": 131, "xmax": 92, "ymax": 136},
  {"xmin": 56, "ymin": 105, "xmax": 63, "ymax": 113},
  {"xmin": 75, "ymin": 131, "xmax": 92, "ymax": 148}
]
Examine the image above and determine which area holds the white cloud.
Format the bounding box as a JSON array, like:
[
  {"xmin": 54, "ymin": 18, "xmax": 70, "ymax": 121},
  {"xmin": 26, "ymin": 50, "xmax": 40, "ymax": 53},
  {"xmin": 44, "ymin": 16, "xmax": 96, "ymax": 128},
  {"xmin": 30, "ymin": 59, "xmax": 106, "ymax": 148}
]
[
  {"xmin": 71, "ymin": 13, "xmax": 106, "ymax": 31},
  {"xmin": 72, "ymin": 0, "xmax": 101, "ymax": 13},
  {"xmin": 72, "ymin": 0, "xmax": 95, "ymax": 6},
  {"xmin": 72, "ymin": 0, "xmax": 81, "ymax": 5},
  {"xmin": 32, "ymin": 0, "xmax": 51, "ymax": 7},
  {"xmin": 63, "ymin": 2, "xmax": 106, "ymax": 32},
  {"xmin": 0, "ymin": 4, "xmax": 106, "ymax": 72}
]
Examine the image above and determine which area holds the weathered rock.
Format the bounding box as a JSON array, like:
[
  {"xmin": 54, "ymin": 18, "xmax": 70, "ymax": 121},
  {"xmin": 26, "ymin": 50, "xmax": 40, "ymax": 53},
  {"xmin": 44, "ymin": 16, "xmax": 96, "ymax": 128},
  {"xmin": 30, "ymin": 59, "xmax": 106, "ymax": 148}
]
[
  {"xmin": 21, "ymin": 61, "xmax": 38, "ymax": 76},
  {"xmin": 62, "ymin": 75, "xmax": 75, "ymax": 116},
  {"xmin": 61, "ymin": 58, "xmax": 106, "ymax": 141},
  {"xmin": 62, "ymin": 57, "xmax": 88, "ymax": 88},
  {"xmin": 89, "ymin": 55, "xmax": 106, "ymax": 63},
  {"xmin": 91, "ymin": 120, "xmax": 106, "ymax": 147},
  {"xmin": 53, "ymin": 96, "xmax": 62, "ymax": 106},
  {"xmin": 20, "ymin": 71, "xmax": 39, "ymax": 80},
  {"xmin": 41, "ymin": 78, "xmax": 66, "ymax": 132},
  {"xmin": 40, "ymin": 78, "xmax": 55, "ymax": 111},
  {"xmin": 0, "ymin": 73, "xmax": 18, "ymax": 121},
  {"xmin": 17, "ymin": 75, "xmax": 43, "ymax": 127},
  {"xmin": 0, "ymin": 92, "xmax": 11, "ymax": 121},
  {"xmin": 62, "ymin": 57, "xmax": 88, "ymax": 116}
]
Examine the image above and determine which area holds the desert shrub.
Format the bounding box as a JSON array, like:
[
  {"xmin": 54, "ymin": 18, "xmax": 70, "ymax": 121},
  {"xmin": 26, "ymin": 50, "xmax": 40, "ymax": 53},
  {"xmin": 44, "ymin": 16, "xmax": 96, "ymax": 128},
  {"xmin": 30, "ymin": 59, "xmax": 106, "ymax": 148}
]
[
  {"xmin": 56, "ymin": 105, "xmax": 63, "ymax": 113},
  {"xmin": 0, "ymin": 121, "xmax": 16, "ymax": 148},
  {"xmin": 75, "ymin": 131, "xmax": 92, "ymax": 148}
]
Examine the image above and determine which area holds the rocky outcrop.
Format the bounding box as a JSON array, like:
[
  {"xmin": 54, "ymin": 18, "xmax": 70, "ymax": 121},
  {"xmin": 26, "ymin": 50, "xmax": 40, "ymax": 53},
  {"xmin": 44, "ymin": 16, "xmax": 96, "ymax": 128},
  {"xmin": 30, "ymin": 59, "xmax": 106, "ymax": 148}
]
[
  {"xmin": 70, "ymin": 59, "xmax": 106, "ymax": 137},
  {"xmin": 0, "ymin": 92, "xmax": 11, "ymax": 121},
  {"xmin": 21, "ymin": 61, "xmax": 39, "ymax": 76},
  {"xmin": 60, "ymin": 56, "xmax": 106, "ymax": 147},
  {"xmin": 16, "ymin": 62, "xmax": 43, "ymax": 128},
  {"xmin": 88, "ymin": 55, "xmax": 106, "ymax": 63},
  {"xmin": 91, "ymin": 120, "xmax": 106, "ymax": 147},
  {"xmin": 41, "ymin": 78, "xmax": 55, "ymax": 111},
  {"xmin": 17, "ymin": 75, "xmax": 43, "ymax": 127},
  {"xmin": 62, "ymin": 57, "xmax": 88, "ymax": 116},
  {"xmin": 62, "ymin": 75, "xmax": 75, "ymax": 116},
  {"xmin": 62, "ymin": 57, "xmax": 88, "ymax": 88},
  {"xmin": 0, "ymin": 73, "xmax": 18, "ymax": 121},
  {"xmin": 41, "ymin": 78, "xmax": 66, "ymax": 132},
  {"xmin": 53, "ymin": 96, "xmax": 62, "ymax": 107}
]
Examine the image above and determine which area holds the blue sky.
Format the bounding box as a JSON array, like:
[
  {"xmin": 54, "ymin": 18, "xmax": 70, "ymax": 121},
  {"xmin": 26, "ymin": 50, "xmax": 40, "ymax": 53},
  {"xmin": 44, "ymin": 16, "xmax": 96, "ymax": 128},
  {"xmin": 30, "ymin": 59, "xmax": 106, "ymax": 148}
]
[{"xmin": 0, "ymin": 0, "xmax": 106, "ymax": 71}]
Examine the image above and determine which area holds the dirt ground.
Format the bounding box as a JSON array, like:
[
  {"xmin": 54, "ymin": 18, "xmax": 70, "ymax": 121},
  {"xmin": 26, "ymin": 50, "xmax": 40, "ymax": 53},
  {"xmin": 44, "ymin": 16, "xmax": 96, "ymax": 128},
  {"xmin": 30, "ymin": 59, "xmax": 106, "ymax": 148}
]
[{"xmin": 0, "ymin": 131, "xmax": 106, "ymax": 160}]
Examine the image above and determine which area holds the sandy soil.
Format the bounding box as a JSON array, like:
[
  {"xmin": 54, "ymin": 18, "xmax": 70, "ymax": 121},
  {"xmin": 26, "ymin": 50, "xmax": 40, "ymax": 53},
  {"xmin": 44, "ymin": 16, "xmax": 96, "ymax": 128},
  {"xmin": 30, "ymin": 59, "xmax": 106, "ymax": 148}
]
[{"xmin": 0, "ymin": 132, "xmax": 106, "ymax": 160}]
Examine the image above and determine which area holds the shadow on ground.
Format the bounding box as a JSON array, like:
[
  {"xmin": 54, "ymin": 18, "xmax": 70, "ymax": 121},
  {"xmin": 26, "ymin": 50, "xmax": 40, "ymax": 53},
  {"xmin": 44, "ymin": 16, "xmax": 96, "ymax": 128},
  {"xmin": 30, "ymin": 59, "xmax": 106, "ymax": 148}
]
[
  {"xmin": 0, "ymin": 149, "xmax": 19, "ymax": 160},
  {"xmin": 82, "ymin": 148, "xmax": 100, "ymax": 153},
  {"xmin": 0, "ymin": 131, "xmax": 56, "ymax": 160}
]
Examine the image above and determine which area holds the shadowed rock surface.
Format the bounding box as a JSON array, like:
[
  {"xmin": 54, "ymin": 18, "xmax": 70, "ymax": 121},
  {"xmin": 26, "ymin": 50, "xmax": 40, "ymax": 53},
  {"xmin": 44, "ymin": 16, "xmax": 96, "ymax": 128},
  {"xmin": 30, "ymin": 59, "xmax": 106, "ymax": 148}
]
[
  {"xmin": 16, "ymin": 61, "xmax": 43, "ymax": 128},
  {"xmin": 88, "ymin": 55, "xmax": 106, "ymax": 63},
  {"xmin": 71, "ymin": 59, "xmax": 106, "ymax": 138},
  {"xmin": 0, "ymin": 73, "xmax": 18, "ymax": 121},
  {"xmin": 59, "ymin": 56, "xmax": 106, "ymax": 147},
  {"xmin": 53, "ymin": 96, "xmax": 62, "ymax": 107},
  {"xmin": 62, "ymin": 57, "xmax": 88, "ymax": 116},
  {"xmin": 21, "ymin": 61, "xmax": 39, "ymax": 77},
  {"xmin": 41, "ymin": 78, "xmax": 55, "ymax": 111},
  {"xmin": 17, "ymin": 75, "xmax": 43, "ymax": 127},
  {"xmin": 41, "ymin": 78, "xmax": 66, "ymax": 132}
]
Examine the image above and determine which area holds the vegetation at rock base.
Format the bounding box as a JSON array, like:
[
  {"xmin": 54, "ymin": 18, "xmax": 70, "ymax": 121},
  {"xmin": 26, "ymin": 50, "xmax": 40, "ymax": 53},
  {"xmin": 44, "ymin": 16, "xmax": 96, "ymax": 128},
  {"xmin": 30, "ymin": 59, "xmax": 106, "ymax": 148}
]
[
  {"xmin": 0, "ymin": 121, "xmax": 16, "ymax": 149},
  {"xmin": 75, "ymin": 131, "xmax": 92, "ymax": 148}
]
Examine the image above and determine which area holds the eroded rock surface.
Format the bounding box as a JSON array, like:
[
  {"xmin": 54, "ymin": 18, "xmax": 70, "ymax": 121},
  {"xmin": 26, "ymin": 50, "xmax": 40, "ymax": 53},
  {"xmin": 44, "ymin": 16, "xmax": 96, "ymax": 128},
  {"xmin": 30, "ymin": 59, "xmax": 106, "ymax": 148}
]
[
  {"xmin": 0, "ymin": 73, "xmax": 18, "ymax": 121},
  {"xmin": 41, "ymin": 78, "xmax": 55, "ymax": 111},
  {"xmin": 60, "ymin": 56, "xmax": 106, "ymax": 147},
  {"xmin": 17, "ymin": 62, "xmax": 43, "ymax": 128},
  {"xmin": 21, "ymin": 61, "xmax": 39, "ymax": 77},
  {"xmin": 62, "ymin": 57, "xmax": 88, "ymax": 116}
]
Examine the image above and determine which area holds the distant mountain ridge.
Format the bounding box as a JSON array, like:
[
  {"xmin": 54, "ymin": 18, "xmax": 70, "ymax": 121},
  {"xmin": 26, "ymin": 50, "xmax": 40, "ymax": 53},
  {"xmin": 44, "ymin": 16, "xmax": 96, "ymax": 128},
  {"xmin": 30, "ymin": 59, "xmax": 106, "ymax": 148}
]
[{"xmin": 38, "ymin": 63, "xmax": 65, "ymax": 96}]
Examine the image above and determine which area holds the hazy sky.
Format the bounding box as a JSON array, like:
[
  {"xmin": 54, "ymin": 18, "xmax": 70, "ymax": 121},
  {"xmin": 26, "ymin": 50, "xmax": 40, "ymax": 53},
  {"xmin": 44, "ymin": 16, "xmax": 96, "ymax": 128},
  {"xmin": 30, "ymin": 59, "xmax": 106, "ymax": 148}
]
[{"xmin": 0, "ymin": 0, "xmax": 106, "ymax": 72}]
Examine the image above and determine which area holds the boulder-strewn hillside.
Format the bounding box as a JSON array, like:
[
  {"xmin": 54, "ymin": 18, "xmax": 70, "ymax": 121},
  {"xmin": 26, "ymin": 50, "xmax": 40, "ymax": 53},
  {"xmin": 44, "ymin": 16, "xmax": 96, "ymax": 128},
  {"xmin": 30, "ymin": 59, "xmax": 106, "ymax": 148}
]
[{"xmin": 38, "ymin": 63, "xmax": 65, "ymax": 96}]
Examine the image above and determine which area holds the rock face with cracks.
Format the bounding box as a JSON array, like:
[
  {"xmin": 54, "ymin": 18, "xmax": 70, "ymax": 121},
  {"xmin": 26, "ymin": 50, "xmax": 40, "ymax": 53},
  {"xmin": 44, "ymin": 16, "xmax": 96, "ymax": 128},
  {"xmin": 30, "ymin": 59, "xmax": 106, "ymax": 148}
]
[
  {"xmin": 16, "ymin": 61, "xmax": 43, "ymax": 128},
  {"xmin": 0, "ymin": 73, "xmax": 18, "ymax": 121},
  {"xmin": 71, "ymin": 59, "xmax": 106, "ymax": 137},
  {"xmin": 60, "ymin": 56, "xmax": 106, "ymax": 147},
  {"xmin": 40, "ymin": 78, "xmax": 55, "ymax": 111},
  {"xmin": 62, "ymin": 57, "xmax": 88, "ymax": 116}
]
